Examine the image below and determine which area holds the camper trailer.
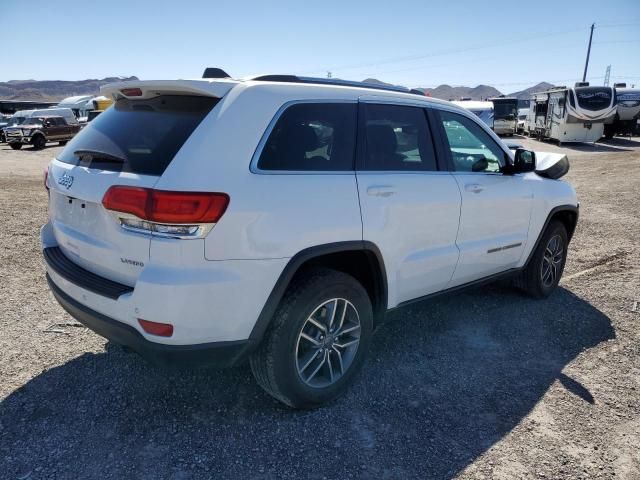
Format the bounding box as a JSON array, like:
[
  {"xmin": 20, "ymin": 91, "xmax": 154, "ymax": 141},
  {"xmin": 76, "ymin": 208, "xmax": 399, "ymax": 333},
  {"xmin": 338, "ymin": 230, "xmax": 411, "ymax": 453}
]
[
  {"xmin": 517, "ymin": 107, "xmax": 530, "ymax": 134},
  {"xmin": 54, "ymin": 95, "xmax": 95, "ymax": 120},
  {"xmin": 525, "ymin": 83, "xmax": 616, "ymax": 143},
  {"xmin": 490, "ymin": 97, "xmax": 518, "ymax": 135},
  {"xmin": 603, "ymin": 83, "xmax": 640, "ymax": 138},
  {"xmin": 451, "ymin": 100, "xmax": 494, "ymax": 128}
]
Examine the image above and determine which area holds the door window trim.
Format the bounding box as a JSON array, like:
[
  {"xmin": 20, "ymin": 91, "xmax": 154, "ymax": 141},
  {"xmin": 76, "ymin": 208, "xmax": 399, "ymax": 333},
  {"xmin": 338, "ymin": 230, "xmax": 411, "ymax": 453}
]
[{"xmin": 249, "ymin": 99, "xmax": 358, "ymax": 175}]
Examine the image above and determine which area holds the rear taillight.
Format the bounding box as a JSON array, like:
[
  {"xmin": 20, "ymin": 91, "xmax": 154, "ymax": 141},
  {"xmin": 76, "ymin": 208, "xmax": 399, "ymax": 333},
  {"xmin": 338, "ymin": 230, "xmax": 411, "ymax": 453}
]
[
  {"xmin": 138, "ymin": 319, "xmax": 173, "ymax": 337},
  {"xmin": 102, "ymin": 186, "xmax": 229, "ymax": 238}
]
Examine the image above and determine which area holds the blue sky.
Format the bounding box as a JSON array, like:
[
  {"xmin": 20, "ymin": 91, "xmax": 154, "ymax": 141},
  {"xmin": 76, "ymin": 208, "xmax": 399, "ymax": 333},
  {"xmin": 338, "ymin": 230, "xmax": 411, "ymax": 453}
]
[{"xmin": 3, "ymin": 0, "xmax": 639, "ymax": 92}]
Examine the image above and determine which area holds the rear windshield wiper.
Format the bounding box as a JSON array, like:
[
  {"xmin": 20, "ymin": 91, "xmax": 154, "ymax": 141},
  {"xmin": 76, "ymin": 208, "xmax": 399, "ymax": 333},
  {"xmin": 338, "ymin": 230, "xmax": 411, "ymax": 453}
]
[{"xmin": 74, "ymin": 149, "xmax": 126, "ymax": 163}]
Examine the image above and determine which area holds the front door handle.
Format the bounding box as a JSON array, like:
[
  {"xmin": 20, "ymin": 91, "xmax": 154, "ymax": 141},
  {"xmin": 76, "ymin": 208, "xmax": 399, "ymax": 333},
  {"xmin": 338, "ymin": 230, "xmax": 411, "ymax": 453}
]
[
  {"xmin": 367, "ymin": 186, "xmax": 397, "ymax": 197},
  {"xmin": 464, "ymin": 183, "xmax": 484, "ymax": 193}
]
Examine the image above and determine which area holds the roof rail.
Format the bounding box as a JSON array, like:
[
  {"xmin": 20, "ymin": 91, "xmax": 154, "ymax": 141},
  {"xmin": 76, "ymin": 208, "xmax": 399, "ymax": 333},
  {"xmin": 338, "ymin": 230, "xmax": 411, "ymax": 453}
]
[
  {"xmin": 614, "ymin": 82, "xmax": 627, "ymax": 88},
  {"xmin": 251, "ymin": 74, "xmax": 425, "ymax": 96}
]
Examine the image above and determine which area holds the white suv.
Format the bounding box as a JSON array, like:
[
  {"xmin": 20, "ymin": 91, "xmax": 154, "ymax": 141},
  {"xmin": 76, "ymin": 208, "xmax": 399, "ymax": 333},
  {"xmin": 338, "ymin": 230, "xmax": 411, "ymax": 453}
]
[{"xmin": 42, "ymin": 70, "xmax": 578, "ymax": 408}]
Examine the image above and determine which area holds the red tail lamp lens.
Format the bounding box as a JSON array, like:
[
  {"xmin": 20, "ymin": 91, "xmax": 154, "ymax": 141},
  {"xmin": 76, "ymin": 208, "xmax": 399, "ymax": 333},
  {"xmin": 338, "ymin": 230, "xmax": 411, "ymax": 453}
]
[
  {"xmin": 138, "ymin": 319, "xmax": 174, "ymax": 337},
  {"xmin": 102, "ymin": 186, "xmax": 229, "ymax": 224}
]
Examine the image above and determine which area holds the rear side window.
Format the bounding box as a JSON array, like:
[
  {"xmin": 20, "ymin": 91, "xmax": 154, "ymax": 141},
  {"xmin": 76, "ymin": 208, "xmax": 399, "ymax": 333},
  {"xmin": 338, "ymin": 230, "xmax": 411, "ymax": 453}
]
[
  {"xmin": 57, "ymin": 95, "xmax": 218, "ymax": 175},
  {"xmin": 257, "ymin": 103, "xmax": 357, "ymax": 171},
  {"xmin": 361, "ymin": 103, "xmax": 437, "ymax": 171}
]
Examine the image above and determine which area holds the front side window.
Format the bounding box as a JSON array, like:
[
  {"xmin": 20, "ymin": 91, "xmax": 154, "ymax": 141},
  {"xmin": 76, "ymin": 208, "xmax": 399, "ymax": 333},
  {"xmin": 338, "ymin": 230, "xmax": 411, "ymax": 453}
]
[
  {"xmin": 361, "ymin": 103, "xmax": 436, "ymax": 171},
  {"xmin": 438, "ymin": 110, "xmax": 505, "ymax": 173},
  {"xmin": 258, "ymin": 103, "xmax": 357, "ymax": 171}
]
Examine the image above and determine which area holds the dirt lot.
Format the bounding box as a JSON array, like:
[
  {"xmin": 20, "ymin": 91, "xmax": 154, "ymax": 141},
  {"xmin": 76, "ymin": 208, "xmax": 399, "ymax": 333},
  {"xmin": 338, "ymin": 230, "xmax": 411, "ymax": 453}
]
[{"xmin": 1, "ymin": 137, "xmax": 639, "ymax": 480}]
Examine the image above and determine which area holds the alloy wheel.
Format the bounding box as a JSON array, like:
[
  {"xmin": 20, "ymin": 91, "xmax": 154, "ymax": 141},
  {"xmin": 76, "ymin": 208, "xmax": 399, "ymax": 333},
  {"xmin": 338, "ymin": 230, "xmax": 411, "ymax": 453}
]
[
  {"xmin": 295, "ymin": 298, "xmax": 361, "ymax": 388},
  {"xmin": 541, "ymin": 234, "xmax": 564, "ymax": 287}
]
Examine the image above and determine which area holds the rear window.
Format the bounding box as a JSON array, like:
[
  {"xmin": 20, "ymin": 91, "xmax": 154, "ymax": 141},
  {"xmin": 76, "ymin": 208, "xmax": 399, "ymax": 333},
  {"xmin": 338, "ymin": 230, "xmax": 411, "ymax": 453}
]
[
  {"xmin": 257, "ymin": 103, "xmax": 357, "ymax": 171},
  {"xmin": 57, "ymin": 95, "xmax": 218, "ymax": 175}
]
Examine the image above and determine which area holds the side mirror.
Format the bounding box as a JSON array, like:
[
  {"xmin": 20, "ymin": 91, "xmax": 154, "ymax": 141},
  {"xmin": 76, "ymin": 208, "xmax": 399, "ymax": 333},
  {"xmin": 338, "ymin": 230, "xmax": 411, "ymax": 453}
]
[{"xmin": 513, "ymin": 148, "xmax": 536, "ymax": 173}]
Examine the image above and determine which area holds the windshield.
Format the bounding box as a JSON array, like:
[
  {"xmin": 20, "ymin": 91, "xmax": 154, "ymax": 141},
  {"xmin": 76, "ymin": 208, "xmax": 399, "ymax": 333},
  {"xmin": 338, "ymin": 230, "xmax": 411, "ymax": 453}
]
[
  {"xmin": 8, "ymin": 116, "xmax": 25, "ymax": 126},
  {"xmin": 57, "ymin": 95, "xmax": 218, "ymax": 175},
  {"xmin": 21, "ymin": 117, "xmax": 44, "ymax": 126},
  {"xmin": 493, "ymin": 103, "xmax": 517, "ymax": 119},
  {"xmin": 574, "ymin": 87, "xmax": 613, "ymax": 111}
]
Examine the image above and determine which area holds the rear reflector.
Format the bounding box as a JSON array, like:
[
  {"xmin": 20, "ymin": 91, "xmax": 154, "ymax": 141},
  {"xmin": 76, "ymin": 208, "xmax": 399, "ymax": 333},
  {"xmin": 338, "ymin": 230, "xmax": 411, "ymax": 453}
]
[
  {"xmin": 102, "ymin": 186, "xmax": 229, "ymax": 224},
  {"xmin": 138, "ymin": 319, "xmax": 174, "ymax": 337}
]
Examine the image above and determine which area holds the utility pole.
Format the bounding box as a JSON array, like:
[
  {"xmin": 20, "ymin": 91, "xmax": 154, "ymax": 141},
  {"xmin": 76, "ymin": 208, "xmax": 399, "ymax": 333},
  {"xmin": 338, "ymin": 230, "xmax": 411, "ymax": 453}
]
[
  {"xmin": 604, "ymin": 65, "xmax": 611, "ymax": 86},
  {"xmin": 582, "ymin": 23, "xmax": 595, "ymax": 82}
]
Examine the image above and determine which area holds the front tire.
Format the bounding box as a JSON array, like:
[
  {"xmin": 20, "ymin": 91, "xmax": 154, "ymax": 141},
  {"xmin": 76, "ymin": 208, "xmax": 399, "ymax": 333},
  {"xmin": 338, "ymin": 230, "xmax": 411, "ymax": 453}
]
[
  {"xmin": 516, "ymin": 220, "xmax": 568, "ymax": 298},
  {"xmin": 250, "ymin": 268, "xmax": 373, "ymax": 409}
]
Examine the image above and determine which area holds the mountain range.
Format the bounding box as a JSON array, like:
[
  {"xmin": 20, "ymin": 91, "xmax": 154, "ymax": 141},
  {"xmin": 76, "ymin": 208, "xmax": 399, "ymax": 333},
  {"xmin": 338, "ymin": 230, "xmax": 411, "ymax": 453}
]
[
  {"xmin": 363, "ymin": 78, "xmax": 553, "ymax": 101},
  {"xmin": 0, "ymin": 76, "xmax": 552, "ymax": 103},
  {"xmin": 0, "ymin": 77, "xmax": 139, "ymax": 101}
]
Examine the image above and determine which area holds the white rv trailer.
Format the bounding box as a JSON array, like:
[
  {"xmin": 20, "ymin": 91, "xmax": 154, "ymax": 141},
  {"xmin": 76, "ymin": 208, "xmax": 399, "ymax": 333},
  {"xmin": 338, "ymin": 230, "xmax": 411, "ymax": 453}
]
[
  {"xmin": 525, "ymin": 83, "xmax": 616, "ymax": 143},
  {"xmin": 517, "ymin": 107, "xmax": 530, "ymax": 133},
  {"xmin": 604, "ymin": 83, "xmax": 640, "ymax": 138},
  {"xmin": 451, "ymin": 100, "xmax": 494, "ymax": 128}
]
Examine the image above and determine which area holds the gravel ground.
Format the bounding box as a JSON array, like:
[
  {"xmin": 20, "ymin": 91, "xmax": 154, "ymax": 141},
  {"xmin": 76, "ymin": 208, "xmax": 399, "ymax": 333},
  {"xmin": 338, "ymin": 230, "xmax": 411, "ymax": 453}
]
[{"xmin": 0, "ymin": 137, "xmax": 639, "ymax": 480}]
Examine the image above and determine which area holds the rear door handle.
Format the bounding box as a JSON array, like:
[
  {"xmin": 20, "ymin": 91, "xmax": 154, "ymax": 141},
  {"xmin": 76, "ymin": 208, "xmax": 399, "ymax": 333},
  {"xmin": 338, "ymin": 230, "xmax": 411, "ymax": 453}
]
[
  {"xmin": 464, "ymin": 183, "xmax": 484, "ymax": 193},
  {"xmin": 367, "ymin": 186, "xmax": 397, "ymax": 197}
]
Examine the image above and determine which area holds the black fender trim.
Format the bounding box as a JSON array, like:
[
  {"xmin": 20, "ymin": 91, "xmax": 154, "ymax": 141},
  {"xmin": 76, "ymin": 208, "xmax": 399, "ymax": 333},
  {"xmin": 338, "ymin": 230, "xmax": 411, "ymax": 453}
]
[
  {"xmin": 524, "ymin": 204, "xmax": 579, "ymax": 267},
  {"xmin": 247, "ymin": 241, "xmax": 387, "ymax": 346}
]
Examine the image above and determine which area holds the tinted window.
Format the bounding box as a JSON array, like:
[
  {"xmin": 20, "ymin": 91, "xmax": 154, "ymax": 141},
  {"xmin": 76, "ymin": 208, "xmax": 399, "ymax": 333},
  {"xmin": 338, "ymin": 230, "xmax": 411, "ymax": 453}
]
[
  {"xmin": 361, "ymin": 104, "xmax": 436, "ymax": 171},
  {"xmin": 574, "ymin": 87, "xmax": 613, "ymax": 111},
  {"xmin": 258, "ymin": 103, "xmax": 356, "ymax": 171},
  {"xmin": 57, "ymin": 95, "xmax": 218, "ymax": 175},
  {"xmin": 438, "ymin": 110, "xmax": 505, "ymax": 173}
]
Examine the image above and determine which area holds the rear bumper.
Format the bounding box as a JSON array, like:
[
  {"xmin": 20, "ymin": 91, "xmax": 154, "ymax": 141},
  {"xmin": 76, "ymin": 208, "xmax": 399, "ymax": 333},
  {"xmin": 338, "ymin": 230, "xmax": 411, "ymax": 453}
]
[{"xmin": 47, "ymin": 274, "xmax": 253, "ymax": 367}]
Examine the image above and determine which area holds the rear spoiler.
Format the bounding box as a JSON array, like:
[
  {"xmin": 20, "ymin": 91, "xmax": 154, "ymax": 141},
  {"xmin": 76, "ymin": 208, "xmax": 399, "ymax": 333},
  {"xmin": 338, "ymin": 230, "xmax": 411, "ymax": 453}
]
[{"xmin": 100, "ymin": 79, "xmax": 237, "ymax": 100}]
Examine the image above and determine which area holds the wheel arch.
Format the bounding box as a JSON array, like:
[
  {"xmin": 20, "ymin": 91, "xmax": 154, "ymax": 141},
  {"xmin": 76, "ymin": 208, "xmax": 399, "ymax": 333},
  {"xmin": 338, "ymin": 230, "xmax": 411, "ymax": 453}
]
[
  {"xmin": 525, "ymin": 204, "xmax": 579, "ymax": 267},
  {"xmin": 248, "ymin": 241, "xmax": 388, "ymax": 347}
]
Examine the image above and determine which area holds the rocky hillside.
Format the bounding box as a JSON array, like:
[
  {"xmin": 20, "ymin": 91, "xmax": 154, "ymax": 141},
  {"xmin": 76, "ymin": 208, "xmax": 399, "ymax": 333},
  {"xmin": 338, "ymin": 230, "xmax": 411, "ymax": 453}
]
[
  {"xmin": 421, "ymin": 84, "xmax": 502, "ymax": 101},
  {"xmin": 0, "ymin": 77, "xmax": 138, "ymax": 101},
  {"xmin": 507, "ymin": 82, "xmax": 554, "ymax": 101}
]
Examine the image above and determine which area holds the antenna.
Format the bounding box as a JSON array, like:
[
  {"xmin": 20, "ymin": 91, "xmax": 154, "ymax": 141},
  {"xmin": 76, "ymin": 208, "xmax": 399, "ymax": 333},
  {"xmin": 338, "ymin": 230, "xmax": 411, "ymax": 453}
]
[{"xmin": 582, "ymin": 23, "xmax": 595, "ymax": 82}]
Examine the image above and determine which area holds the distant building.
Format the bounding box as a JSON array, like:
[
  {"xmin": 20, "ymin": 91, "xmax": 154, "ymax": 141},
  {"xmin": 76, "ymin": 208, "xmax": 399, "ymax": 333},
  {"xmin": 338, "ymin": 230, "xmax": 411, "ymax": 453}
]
[{"xmin": 0, "ymin": 100, "xmax": 57, "ymax": 114}]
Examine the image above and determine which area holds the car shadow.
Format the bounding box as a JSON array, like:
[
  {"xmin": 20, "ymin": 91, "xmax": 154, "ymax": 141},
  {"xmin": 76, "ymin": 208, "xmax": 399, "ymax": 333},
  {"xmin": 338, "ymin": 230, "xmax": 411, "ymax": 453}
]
[{"xmin": 0, "ymin": 286, "xmax": 614, "ymax": 479}]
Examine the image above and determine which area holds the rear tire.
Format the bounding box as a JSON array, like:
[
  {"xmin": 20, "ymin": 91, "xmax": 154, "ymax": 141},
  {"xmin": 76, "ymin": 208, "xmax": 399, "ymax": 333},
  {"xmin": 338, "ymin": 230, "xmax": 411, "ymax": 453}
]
[
  {"xmin": 516, "ymin": 220, "xmax": 568, "ymax": 299},
  {"xmin": 10, "ymin": 143, "xmax": 22, "ymax": 150},
  {"xmin": 59, "ymin": 140, "xmax": 68, "ymax": 146},
  {"xmin": 32, "ymin": 135, "xmax": 46, "ymax": 150},
  {"xmin": 250, "ymin": 268, "xmax": 373, "ymax": 409}
]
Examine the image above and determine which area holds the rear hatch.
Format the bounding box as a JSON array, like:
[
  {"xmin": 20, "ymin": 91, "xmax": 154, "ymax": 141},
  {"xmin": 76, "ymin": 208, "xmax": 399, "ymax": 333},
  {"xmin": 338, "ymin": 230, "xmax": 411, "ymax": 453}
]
[{"xmin": 48, "ymin": 81, "xmax": 232, "ymax": 286}]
